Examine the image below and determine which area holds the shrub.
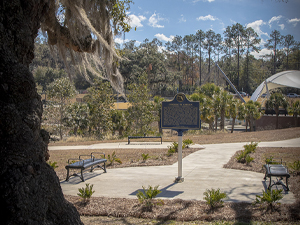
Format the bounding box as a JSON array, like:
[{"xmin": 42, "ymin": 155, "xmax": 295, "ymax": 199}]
[
  {"xmin": 183, "ymin": 139, "xmax": 193, "ymax": 147},
  {"xmin": 136, "ymin": 185, "xmax": 162, "ymax": 210},
  {"xmin": 245, "ymin": 154, "xmax": 254, "ymax": 165},
  {"xmin": 289, "ymin": 160, "xmax": 300, "ymax": 175},
  {"xmin": 47, "ymin": 161, "xmax": 58, "ymax": 170},
  {"xmin": 141, "ymin": 153, "xmax": 150, "ymax": 162},
  {"xmin": 265, "ymin": 156, "xmax": 274, "ymax": 164},
  {"xmin": 236, "ymin": 150, "xmax": 248, "ymax": 163},
  {"xmin": 107, "ymin": 151, "xmax": 122, "ymax": 166},
  {"xmin": 244, "ymin": 142, "xmax": 258, "ymax": 154},
  {"xmin": 77, "ymin": 183, "xmax": 95, "ymax": 203},
  {"xmin": 203, "ymin": 188, "xmax": 227, "ymax": 209},
  {"xmin": 236, "ymin": 142, "xmax": 258, "ymax": 164},
  {"xmin": 167, "ymin": 142, "xmax": 179, "ymax": 156},
  {"xmin": 253, "ymin": 189, "xmax": 283, "ymax": 211}
]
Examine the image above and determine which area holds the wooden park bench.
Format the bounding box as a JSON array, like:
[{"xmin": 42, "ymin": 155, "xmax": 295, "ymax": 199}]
[
  {"xmin": 128, "ymin": 135, "xmax": 162, "ymax": 144},
  {"xmin": 263, "ymin": 159, "xmax": 290, "ymax": 191},
  {"xmin": 65, "ymin": 152, "xmax": 107, "ymax": 182}
]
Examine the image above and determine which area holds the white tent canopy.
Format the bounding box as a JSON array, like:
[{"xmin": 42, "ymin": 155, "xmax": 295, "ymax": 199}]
[{"xmin": 250, "ymin": 70, "xmax": 300, "ymax": 101}]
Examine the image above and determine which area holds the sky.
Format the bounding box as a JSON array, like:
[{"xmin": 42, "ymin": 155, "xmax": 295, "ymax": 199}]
[{"xmin": 114, "ymin": 0, "xmax": 300, "ymax": 58}]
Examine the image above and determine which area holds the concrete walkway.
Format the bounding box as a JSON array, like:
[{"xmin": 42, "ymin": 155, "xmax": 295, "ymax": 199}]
[{"xmin": 59, "ymin": 138, "xmax": 300, "ymax": 203}]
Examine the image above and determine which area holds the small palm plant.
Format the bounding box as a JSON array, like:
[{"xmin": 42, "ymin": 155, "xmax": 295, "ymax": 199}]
[
  {"xmin": 47, "ymin": 161, "xmax": 58, "ymax": 170},
  {"xmin": 167, "ymin": 142, "xmax": 179, "ymax": 156},
  {"xmin": 289, "ymin": 160, "xmax": 300, "ymax": 175},
  {"xmin": 253, "ymin": 189, "xmax": 283, "ymax": 211},
  {"xmin": 236, "ymin": 142, "xmax": 257, "ymax": 164},
  {"xmin": 107, "ymin": 151, "xmax": 122, "ymax": 166},
  {"xmin": 203, "ymin": 188, "xmax": 228, "ymax": 210},
  {"xmin": 183, "ymin": 139, "xmax": 193, "ymax": 148},
  {"xmin": 141, "ymin": 153, "xmax": 150, "ymax": 162},
  {"xmin": 136, "ymin": 185, "xmax": 162, "ymax": 210},
  {"xmin": 77, "ymin": 183, "xmax": 95, "ymax": 203}
]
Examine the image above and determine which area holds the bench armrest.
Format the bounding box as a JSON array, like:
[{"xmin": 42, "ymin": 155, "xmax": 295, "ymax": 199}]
[
  {"xmin": 67, "ymin": 158, "xmax": 82, "ymax": 164},
  {"xmin": 79, "ymin": 154, "xmax": 94, "ymax": 160},
  {"xmin": 92, "ymin": 152, "xmax": 106, "ymax": 159},
  {"xmin": 267, "ymin": 158, "xmax": 286, "ymax": 165}
]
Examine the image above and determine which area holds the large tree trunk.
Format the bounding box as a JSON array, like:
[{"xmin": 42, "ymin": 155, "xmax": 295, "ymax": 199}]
[{"xmin": 0, "ymin": 1, "xmax": 83, "ymax": 224}]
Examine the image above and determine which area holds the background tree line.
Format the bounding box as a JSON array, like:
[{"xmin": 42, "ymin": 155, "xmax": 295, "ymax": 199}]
[
  {"xmin": 32, "ymin": 23, "xmax": 300, "ymax": 98},
  {"xmin": 32, "ymin": 23, "xmax": 300, "ymax": 140}
]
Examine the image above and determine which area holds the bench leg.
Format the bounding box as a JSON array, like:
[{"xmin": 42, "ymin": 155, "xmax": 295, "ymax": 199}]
[
  {"xmin": 80, "ymin": 169, "xmax": 85, "ymax": 182},
  {"xmin": 66, "ymin": 168, "xmax": 70, "ymax": 181},
  {"xmin": 268, "ymin": 177, "xmax": 272, "ymax": 190},
  {"xmin": 268, "ymin": 176, "xmax": 289, "ymax": 191},
  {"xmin": 95, "ymin": 163, "xmax": 106, "ymax": 173}
]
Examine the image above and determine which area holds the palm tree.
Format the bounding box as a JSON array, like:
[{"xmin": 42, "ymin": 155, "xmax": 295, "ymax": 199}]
[
  {"xmin": 190, "ymin": 90, "xmax": 214, "ymax": 131},
  {"xmin": 228, "ymin": 96, "xmax": 241, "ymax": 133},
  {"xmin": 288, "ymin": 100, "xmax": 300, "ymax": 127},
  {"xmin": 245, "ymin": 100, "xmax": 262, "ymax": 131},
  {"xmin": 219, "ymin": 90, "xmax": 231, "ymax": 130},
  {"xmin": 199, "ymin": 83, "xmax": 221, "ymax": 131},
  {"xmin": 266, "ymin": 92, "xmax": 289, "ymax": 129}
]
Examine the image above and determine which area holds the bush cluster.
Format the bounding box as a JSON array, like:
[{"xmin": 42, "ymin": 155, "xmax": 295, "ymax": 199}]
[
  {"xmin": 236, "ymin": 142, "xmax": 258, "ymax": 165},
  {"xmin": 167, "ymin": 139, "xmax": 193, "ymax": 156}
]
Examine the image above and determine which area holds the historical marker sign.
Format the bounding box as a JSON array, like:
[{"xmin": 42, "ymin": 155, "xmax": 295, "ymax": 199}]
[
  {"xmin": 161, "ymin": 93, "xmax": 200, "ymax": 130},
  {"xmin": 161, "ymin": 93, "xmax": 200, "ymax": 183}
]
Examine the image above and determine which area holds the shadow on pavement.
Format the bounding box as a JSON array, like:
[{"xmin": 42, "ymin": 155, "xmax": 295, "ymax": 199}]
[{"xmin": 129, "ymin": 182, "xmax": 184, "ymax": 198}]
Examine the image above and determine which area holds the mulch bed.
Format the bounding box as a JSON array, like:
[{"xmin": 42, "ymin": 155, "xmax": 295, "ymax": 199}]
[{"xmin": 64, "ymin": 145, "xmax": 300, "ymax": 223}]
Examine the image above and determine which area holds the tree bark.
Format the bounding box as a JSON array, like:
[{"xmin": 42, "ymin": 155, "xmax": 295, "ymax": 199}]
[
  {"xmin": 231, "ymin": 117, "xmax": 236, "ymax": 133},
  {"xmin": 0, "ymin": 1, "xmax": 83, "ymax": 224}
]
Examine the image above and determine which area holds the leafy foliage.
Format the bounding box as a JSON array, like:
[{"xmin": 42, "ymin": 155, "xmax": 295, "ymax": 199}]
[
  {"xmin": 253, "ymin": 189, "xmax": 283, "ymax": 211},
  {"xmin": 63, "ymin": 102, "xmax": 89, "ymax": 136},
  {"xmin": 245, "ymin": 154, "xmax": 254, "ymax": 165},
  {"xmin": 141, "ymin": 153, "xmax": 150, "ymax": 162},
  {"xmin": 127, "ymin": 72, "xmax": 155, "ymax": 136},
  {"xmin": 183, "ymin": 139, "xmax": 193, "ymax": 147},
  {"xmin": 236, "ymin": 142, "xmax": 257, "ymax": 164},
  {"xmin": 244, "ymin": 142, "xmax": 258, "ymax": 154},
  {"xmin": 84, "ymin": 78, "xmax": 114, "ymax": 137},
  {"xmin": 47, "ymin": 161, "xmax": 58, "ymax": 170},
  {"xmin": 44, "ymin": 77, "xmax": 77, "ymax": 140},
  {"xmin": 264, "ymin": 156, "xmax": 279, "ymax": 164},
  {"xmin": 203, "ymin": 188, "xmax": 228, "ymax": 209},
  {"xmin": 136, "ymin": 185, "xmax": 162, "ymax": 209},
  {"xmin": 111, "ymin": 109, "xmax": 127, "ymax": 137},
  {"xmin": 77, "ymin": 183, "xmax": 95, "ymax": 203},
  {"xmin": 289, "ymin": 160, "xmax": 300, "ymax": 175},
  {"xmin": 107, "ymin": 151, "xmax": 122, "ymax": 166},
  {"xmin": 167, "ymin": 142, "xmax": 179, "ymax": 156},
  {"xmin": 265, "ymin": 92, "xmax": 289, "ymax": 129}
]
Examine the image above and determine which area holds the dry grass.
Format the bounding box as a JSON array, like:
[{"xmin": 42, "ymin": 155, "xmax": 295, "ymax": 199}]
[{"xmin": 48, "ymin": 127, "xmax": 300, "ymax": 224}]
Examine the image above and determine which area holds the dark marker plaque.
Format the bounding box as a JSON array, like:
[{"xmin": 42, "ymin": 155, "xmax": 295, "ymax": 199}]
[{"xmin": 161, "ymin": 93, "xmax": 200, "ymax": 130}]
